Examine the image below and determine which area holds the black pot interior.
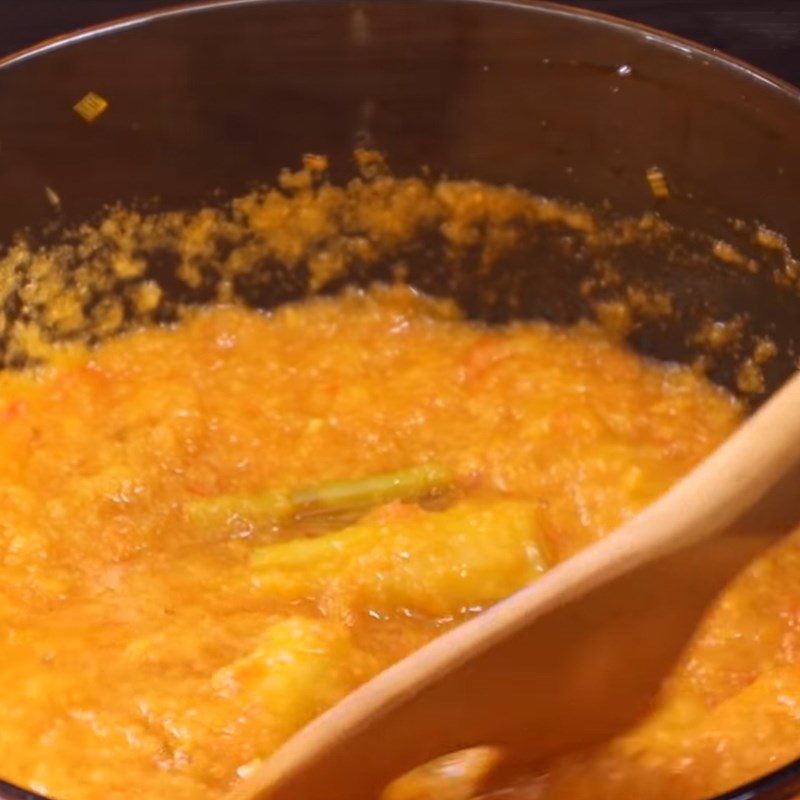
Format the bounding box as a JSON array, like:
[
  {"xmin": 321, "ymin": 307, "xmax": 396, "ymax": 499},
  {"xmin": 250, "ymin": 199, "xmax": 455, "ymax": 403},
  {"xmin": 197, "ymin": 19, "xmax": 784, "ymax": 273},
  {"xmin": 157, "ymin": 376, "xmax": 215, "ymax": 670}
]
[
  {"xmin": 1, "ymin": 3, "xmax": 800, "ymax": 800},
  {"xmin": 1, "ymin": 0, "xmax": 800, "ymax": 402}
]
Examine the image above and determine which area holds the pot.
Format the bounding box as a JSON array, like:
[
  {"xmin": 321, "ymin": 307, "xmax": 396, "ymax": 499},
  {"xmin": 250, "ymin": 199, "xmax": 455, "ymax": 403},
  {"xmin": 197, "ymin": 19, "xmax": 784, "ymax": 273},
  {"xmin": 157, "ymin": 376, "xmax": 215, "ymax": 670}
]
[{"xmin": 1, "ymin": 1, "xmax": 800, "ymax": 798}]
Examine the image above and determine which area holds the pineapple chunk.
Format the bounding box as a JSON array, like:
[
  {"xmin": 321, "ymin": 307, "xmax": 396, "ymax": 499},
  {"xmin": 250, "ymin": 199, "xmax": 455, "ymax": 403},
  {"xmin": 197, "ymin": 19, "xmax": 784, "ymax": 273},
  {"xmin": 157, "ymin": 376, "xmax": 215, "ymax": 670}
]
[
  {"xmin": 251, "ymin": 500, "xmax": 551, "ymax": 617},
  {"xmin": 381, "ymin": 747, "xmax": 504, "ymax": 800},
  {"xmin": 212, "ymin": 617, "xmax": 376, "ymax": 742}
]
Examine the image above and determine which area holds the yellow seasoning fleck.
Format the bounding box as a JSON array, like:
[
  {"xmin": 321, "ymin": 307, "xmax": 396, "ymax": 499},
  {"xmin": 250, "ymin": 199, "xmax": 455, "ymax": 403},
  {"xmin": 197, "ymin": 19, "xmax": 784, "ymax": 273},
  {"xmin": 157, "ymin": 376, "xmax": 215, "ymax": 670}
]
[
  {"xmin": 73, "ymin": 92, "xmax": 109, "ymax": 123},
  {"xmin": 646, "ymin": 166, "xmax": 670, "ymax": 199}
]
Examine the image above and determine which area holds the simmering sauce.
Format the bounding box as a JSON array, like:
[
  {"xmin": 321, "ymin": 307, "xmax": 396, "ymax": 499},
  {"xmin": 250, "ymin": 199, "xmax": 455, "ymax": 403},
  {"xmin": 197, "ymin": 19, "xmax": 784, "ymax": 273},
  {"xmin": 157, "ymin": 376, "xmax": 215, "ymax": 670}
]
[{"xmin": 0, "ymin": 284, "xmax": 751, "ymax": 800}]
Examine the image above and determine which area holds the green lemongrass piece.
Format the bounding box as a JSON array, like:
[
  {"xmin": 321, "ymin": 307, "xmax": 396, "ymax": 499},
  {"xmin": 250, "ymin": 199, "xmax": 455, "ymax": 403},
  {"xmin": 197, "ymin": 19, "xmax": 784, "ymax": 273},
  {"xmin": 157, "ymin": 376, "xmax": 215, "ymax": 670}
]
[
  {"xmin": 186, "ymin": 489, "xmax": 292, "ymax": 530},
  {"xmin": 290, "ymin": 464, "xmax": 454, "ymax": 517},
  {"xmin": 186, "ymin": 464, "xmax": 454, "ymax": 529}
]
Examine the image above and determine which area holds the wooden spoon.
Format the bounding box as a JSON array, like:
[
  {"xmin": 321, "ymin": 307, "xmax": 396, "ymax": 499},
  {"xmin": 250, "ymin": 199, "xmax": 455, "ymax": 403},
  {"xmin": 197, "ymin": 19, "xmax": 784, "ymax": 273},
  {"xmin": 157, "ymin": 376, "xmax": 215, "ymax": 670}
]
[{"xmin": 227, "ymin": 370, "xmax": 800, "ymax": 800}]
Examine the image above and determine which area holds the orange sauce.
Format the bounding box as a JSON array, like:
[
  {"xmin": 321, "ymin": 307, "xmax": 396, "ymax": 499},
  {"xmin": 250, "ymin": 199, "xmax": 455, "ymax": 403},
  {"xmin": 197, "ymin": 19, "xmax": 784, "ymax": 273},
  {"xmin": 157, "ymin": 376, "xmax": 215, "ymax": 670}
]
[{"xmin": 0, "ymin": 285, "xmax": 749, "ymax": 799}]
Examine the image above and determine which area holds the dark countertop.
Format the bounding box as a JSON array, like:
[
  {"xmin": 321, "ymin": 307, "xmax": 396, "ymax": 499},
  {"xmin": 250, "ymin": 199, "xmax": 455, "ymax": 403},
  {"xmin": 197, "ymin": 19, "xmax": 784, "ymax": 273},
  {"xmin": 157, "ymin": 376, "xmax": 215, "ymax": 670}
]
[{"xmin": 1, "ymin": 0, "xmax": 800, "ymax": 87}]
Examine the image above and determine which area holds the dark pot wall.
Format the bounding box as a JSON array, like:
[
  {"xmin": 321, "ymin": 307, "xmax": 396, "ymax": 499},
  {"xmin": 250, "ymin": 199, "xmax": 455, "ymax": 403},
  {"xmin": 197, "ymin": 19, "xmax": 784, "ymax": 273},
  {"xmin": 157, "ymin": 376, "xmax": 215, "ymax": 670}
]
[{"xmin": 0, "ymin": 4, "xmax": 800, "ymax": 798}]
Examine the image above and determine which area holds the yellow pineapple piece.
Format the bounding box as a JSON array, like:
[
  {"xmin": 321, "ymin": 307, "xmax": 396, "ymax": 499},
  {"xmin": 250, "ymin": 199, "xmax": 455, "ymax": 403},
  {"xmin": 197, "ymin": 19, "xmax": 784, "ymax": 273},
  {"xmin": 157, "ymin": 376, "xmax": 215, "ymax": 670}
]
[{"xmin": 251, "ymin": 500, "xmax": 552, "ymax": 617}]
